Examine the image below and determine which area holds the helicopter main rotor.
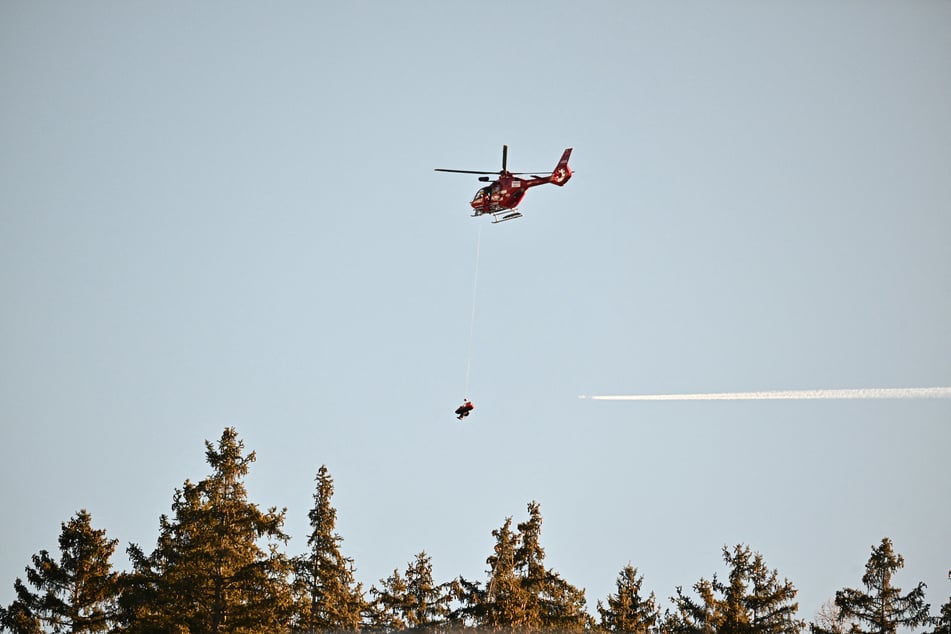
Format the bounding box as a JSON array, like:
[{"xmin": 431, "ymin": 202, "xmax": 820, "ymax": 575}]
[{"xmin": 434, "ymin": 145, "xmax": 552, "ymax": 178}]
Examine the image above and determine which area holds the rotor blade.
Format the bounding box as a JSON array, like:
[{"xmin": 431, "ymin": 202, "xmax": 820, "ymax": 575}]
[
  {"xmin": 509, "ymin": 172, "xmax": 553, "ymax": 176},
  {"xmin": 502, "ymin": 145, "xmax": 508, "ymax": 172},
  {"xmin": 434, "ymin": 169, "xmax": 502, "ymax": 175}
]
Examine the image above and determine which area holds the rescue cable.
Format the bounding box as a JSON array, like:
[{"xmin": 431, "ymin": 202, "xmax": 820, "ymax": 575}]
[{"xmin": 464, "ymin": 223, "xmax": 482, "ymax": 399}]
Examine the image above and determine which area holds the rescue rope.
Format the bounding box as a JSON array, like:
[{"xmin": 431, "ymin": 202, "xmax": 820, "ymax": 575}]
[{"xmin": 464, "ymin": 223, "xmax": 482, "ymax": 398}]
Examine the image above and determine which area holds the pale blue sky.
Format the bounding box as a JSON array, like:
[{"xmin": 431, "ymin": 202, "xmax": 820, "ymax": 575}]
[{"xmin": 2, "ymin": 1, "xmax": 949, "ymax": 619}]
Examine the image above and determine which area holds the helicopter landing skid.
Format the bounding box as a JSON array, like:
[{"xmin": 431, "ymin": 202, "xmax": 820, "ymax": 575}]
[
  {"xmin": 469, "ymin": 209, "xmax": 522, "ymax": 223},
  {"xmin": 490, "ymin": 210, "xmax": 522, "ymax": 224}
]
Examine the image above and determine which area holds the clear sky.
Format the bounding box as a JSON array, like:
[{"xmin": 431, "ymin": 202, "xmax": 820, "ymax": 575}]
[{"xmin": 2, "ymin": 1, "xmax": 949, "ymax": 620}]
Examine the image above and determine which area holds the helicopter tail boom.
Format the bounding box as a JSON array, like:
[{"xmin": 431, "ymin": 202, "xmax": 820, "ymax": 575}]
[{"xmin": 549, "ymin": 148, "xmax": 573, "ymax": 186}]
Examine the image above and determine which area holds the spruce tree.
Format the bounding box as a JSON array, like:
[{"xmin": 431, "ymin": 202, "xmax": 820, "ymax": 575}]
[
  {"xmin": 464, "ymin": 503, "xmax": 589, "ymax": 632},
  {"xmin": 368, "ymin": 552, "xmax": 452, "ymax": 632},
  {"xmin": 668, "ymin": 578, "xmax": 719, "ymax": 634},
  {"xmin": 535, "ymin": 571, "xmax": 591, "ymax": 633},
  {"xmin": 481, "ymin": 516, "xmax": 529, "ymax": 630},
  {"xmin": 292, "ymin": 465, "xmax": 364, "ymax": 633},
  {"xmin": 667, "ymin": 545, "xmax": 803, "ymax": 634},
  {"xmin": 449, "ymin": 576, "xmax": 486, "ymax": 629},
  {"xmin": 931, "ymin": 595, "xmax": 951, "ymax": 634},
  {"xmin": 122, "ymin": 427, "xmax": 292, "ymax": 633},
  {"xmin": 0, "ymin": 510, "xmax": 119, "ymax": 634},
  {"xmin": 739, "ymin": 548, "xmax": 801, "ymax": 634},
  {"xmin": 402, "ymin": 551, "xmax": 452, "ymax": 630},
  {"xmin": 514, "ymin": 502, "xmax": 589, "ymax": 632},
  {"xmin": 514, "ymin": 504, "xmax": 545, "ymax": 631},
  {"xmin": 598, "ymin": 565, "xmax": 660, "ymax": 634},
  {"xmin": 369, "ymin": 568, "xmax": 410, "ymax": 632},
  {"xmin": 0, "ymin": 601, "xmax": 41, "ymax": 634},
  {"xmin": 831, "ymin": 538, "xmax": 930, "ymax": 634}
]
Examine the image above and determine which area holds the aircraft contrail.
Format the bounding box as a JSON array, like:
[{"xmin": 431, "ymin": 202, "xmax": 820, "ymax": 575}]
[{"xmin": 578, "ymin": 387, "xmax": 951, "ymax": 401}]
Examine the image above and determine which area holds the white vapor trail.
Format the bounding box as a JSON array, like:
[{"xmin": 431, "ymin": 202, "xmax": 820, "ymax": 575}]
[{"xmin": 579, "ymin": 387, "xmax": 951, "ymax": 401}]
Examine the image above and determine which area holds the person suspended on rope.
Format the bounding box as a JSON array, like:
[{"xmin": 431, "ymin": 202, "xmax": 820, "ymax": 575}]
[{"xmin": 455, "ymin": 399, "xmax": 474, "ymax": 420}]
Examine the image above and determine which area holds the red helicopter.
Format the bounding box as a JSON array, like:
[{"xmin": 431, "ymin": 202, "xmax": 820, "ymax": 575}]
[{"xmin": 435, "ymin": 145, "xmax": 573, "ymax": 223}]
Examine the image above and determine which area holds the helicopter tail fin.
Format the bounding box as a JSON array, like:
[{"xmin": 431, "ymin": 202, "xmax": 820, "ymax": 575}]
[{"xmin": 550, "ymin": 148, "xmax": 573, "ymax": 186}]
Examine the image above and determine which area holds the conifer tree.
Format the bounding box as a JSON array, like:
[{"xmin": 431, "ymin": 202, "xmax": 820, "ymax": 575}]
[
  {"xmin": 449, "ymin": 576, "xmax": 485, "ymax": 629},
  {"xmin": 292, "ymin": 465, "xmax": 364, "ymax": 633},
  {"xmin": 599, "ymin": 565, "xmax": 660, "ymax": 634},
  {"xmin": 740, "ymin": 548, "xmax": 801, "ymax": 634},
  {"xmin": 0, "ymin": 601, "xmax": 41, "ymax": 634},
  {"xmin": 369, "ymin": 568, "xmax": 410, "ymax": 632},
  {"xmin": 368, "ymin": 552, "xmax": 452, "ymax": 632},
  {"xmin": 515, "ymin": 502, "xmax": 546, "ymax": 631},
  {"xmin": 536, "ymin": 571, "xmax": 591, "ymax": 633},
  {"xmin": 514, "ymin": 502, "xmax": 589, "ymax": 632},
  {"xmin": 122, "ymin": 428, "xmax": 292, "ymax": 633},
  {"xmin": 0, "ymin": 510, "xmax": 119, "ymax": 634},
  {"xmin": 931, "ymin": 595, "xmax": 951, "ymax": 634},
  {"xmin": 830, "ymin": 538, "xmax": 930, "ymax": 634},
  {"xmin": 667, "ymin": 545, "xmax": 803, "ymax": 634},
  {"xmin": 402, "ymin": 551, "xmax": 452, "ymax": 630},
  {"xmin": 668, "ymin": 578, "xmax": 719, "ymax": 634},
  {"xmin": 481, "ymin": 517, "xmax": 529, "ymax": 630},
  {"xmin": 462, "ymin": 503, "xmax": 589, "ymax": 632}
]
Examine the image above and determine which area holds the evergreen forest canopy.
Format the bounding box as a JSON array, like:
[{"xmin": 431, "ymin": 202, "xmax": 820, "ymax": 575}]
[{"xmin": 2, "ymin": 427, "xmax": 948, "ymax": 634}]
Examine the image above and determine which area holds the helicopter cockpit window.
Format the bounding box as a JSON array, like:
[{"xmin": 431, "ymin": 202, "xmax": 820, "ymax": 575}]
[{"xmin": 473, "ymin": 186, "xmax": 492, "ymax": 202}]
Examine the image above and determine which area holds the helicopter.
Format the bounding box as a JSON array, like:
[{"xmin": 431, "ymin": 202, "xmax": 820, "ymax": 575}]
[{"xmin": 435, "ymin": 145, "xmax": 573, "ymax": 223}]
